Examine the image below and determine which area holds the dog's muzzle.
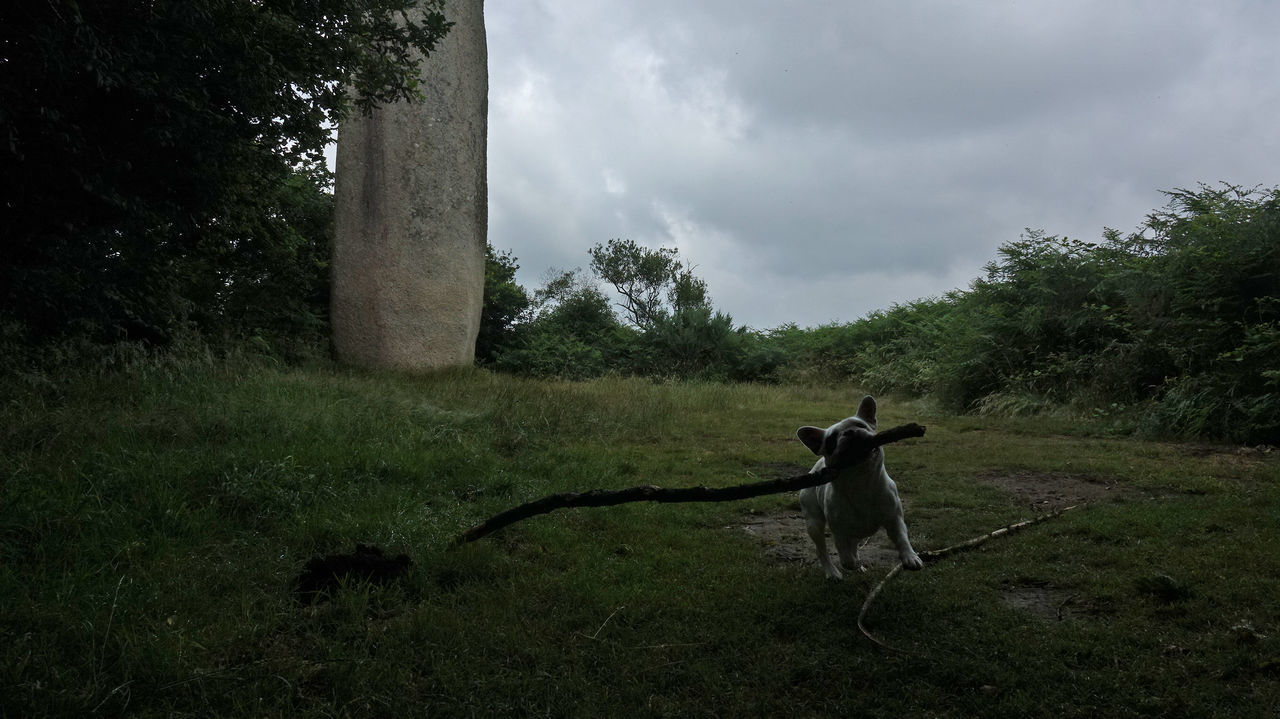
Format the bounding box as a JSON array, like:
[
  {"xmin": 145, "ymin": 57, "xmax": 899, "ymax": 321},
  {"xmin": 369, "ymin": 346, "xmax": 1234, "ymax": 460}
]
[{"xmin": 828, "ymin": 427, "xmax": 879, "ymax": 470}]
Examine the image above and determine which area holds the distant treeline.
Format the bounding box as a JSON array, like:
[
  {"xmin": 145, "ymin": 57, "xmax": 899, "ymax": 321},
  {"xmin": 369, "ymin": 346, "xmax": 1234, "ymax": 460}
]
[{"xmin": 481, "ymin": 184, "xmax": 1279, "ymax": 444}]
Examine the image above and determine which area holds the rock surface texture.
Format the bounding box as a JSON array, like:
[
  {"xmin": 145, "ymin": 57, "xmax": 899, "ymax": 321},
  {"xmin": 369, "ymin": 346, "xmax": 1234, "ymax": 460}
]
[{"xmin": 332, "ymin": 0, "xmax": 487, "ymax": 370}]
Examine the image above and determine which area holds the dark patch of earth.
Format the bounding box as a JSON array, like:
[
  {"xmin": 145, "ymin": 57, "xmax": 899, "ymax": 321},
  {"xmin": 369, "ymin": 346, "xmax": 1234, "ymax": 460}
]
[
  {"xmin": 731, "ymin": 465, "xmax": 1129, "ymax": 578},
  {"xmin": 976, "ymin": 470, "xmax": 1126, "ymax": 511},
  {"xmin": 733, "ymin": 505, "xmax": 1109, "ymax": 621},
  {"xmin": 998, "ymin": 579, "xmax": 1110, "ymax": 621},
  {"xmin": 730, "ymin": 460, "xmax": 902, "ymax": 570},
  {"xmin": 732, "ymin": 508, "xmax": 904, "ymax": 569},
  {"xmin": 1174, "ymin": 443, "xmax": 1274, "ymax": 460}
]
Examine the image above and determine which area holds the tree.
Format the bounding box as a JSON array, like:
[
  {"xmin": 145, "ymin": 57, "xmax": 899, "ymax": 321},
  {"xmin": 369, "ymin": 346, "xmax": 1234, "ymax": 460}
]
[
  {"xmin": 587, "ymin": 238, "xmax": 708, "ymax": 328},
  {"xmin": 525, "ymin": 268, "xmax": 623, "ymax": 342},
  {"xmin": 476, "ymin": 244, "xmax": 531, "ymax": 364},
  {"xmin": 492, "ymin": 268, "xmax": 633, "ymax": 380},
  {"xmin": 0, "ymin": 0, "xmax": 451, "ymax": 345}
]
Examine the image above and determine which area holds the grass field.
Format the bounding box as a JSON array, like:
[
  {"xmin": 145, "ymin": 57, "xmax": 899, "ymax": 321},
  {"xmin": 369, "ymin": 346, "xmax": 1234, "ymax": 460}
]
[{"xmin": 2, "ymin": 358, "xmax": 1278, "ymax": 717}]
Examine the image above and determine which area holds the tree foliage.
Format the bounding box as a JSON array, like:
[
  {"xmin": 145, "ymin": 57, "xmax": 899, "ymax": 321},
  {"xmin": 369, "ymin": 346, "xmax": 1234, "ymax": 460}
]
[
  {"xmin": 481, "ymin": 241, "xmax": 780, "ymax": 383},
  {"xmin": 489, "ymin": 267, "xmax": 635, "ymax": 380},
  {"xmin": 475, "ymin": 245, "xmax": 530, "ymax": 364},
  {"xmin": 0, "ymin": 0, "xmax": 450, "ymax": 346},
  {"xmin": 587, "ymin": 238, "xmax": 709, "ymax": 328}
]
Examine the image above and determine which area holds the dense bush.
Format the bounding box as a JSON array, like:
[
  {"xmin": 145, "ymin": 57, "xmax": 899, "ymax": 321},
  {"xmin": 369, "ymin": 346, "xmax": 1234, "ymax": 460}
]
[
  {"xmin": 490, "ymin": 267, "xmax": 633, "ymax": 380},
  {"xmin": 754, "ymin": 184, "xmax": 1278, "ymax": 443},
  {"xmin": 482, "ymin": 243, "xmax": 781, "ymax": 383},
  {"xmin": 637, "ymin": 308, "xmax": 784, "ymax": 382}
]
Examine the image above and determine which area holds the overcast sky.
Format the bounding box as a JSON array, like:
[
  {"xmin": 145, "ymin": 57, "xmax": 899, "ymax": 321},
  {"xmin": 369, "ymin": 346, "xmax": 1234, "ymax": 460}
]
[{"xmin": 480, "ymin": 0, "xmax": 1279, "ymax": 330}]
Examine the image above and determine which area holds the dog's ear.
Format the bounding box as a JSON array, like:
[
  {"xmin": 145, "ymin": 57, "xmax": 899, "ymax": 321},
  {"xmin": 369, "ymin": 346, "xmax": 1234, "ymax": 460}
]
[
  {"xmin": 856, "ymin": 395, "xmax": 877, "ymax": 429},
  {"xmin": 796, "ymin": 426, "xmax": 827, "ymax": 455}
]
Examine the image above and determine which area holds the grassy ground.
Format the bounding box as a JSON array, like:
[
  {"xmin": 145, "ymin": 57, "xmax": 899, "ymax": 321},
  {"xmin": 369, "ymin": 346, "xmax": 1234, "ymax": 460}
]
[{"xmin": 2, "ymin": 359, "xmax": 1278, "ymax": 717}]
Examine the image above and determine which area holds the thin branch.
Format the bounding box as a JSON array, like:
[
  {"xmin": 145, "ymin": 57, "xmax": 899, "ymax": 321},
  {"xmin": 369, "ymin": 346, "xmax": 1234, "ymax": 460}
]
[
  {"xmin": 452, "ymin": 423, "xmax": 927, "ymax": 545},
  {"xmin": 856, "ymin": 505, "xmax": 1080, "ymax": 653},
  {"xmin": 856, "ymin": 564, "xmax": 906, "ymax": 653},
  {"xmin": 917, "ymin": 505, "xmax": 1078, "ymax": 563},
  {"xmin": 576, "ymin": 605, "xmax": 625, "ymax": 641}
]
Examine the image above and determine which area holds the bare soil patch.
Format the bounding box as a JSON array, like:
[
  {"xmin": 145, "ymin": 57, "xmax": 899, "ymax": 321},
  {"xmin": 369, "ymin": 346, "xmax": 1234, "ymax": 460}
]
[
  {"xmin": 1170, "ymin": 442, "xmax": 1275, "ymax": 468},
  {"xmin": 731, "ymin": 466, "xmax": 1117, "ymax": 623},
  {"xmin": 732, "ymin": 507, "xmax": 906, "ymax": 569},
  {"xmin": 998, "ymin": 579, "xmax": 1109, "ymax": 622},
  {"xmin": 977, "ymin": 470, "xmax": 1124, "ymax": 510},
  {"xmin": 729, "ymin": 461, "xmax": 905, "ymax": 570},
  {"xmin": 731, "ymin": 465, "xmax": 1130, "ymax": 572}
]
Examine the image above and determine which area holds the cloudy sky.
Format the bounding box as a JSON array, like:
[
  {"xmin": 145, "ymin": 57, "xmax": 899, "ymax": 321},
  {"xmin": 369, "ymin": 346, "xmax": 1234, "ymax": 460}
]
[{"xmin": 482, "ymin": 0, "xmax": 1279, "ymax": 330}]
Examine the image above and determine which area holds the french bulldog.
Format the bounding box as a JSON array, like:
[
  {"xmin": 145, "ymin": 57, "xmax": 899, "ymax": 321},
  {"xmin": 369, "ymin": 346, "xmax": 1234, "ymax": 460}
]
[{"xmin": 797, "ymin": 395, "xmax": 924, "ymax": 579}]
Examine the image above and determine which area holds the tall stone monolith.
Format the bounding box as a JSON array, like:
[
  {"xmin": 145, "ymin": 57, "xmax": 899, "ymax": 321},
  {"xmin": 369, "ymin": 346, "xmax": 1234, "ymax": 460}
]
[{"xmin": 332, "ymin": 0, "xmax": 487, "ymax": 370}]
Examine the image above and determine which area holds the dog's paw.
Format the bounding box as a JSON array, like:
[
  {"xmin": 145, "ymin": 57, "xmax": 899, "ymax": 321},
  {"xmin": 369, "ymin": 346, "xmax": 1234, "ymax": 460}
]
[
  {"xmin": 901, "ymin": 552, "xmax": 924, "ymax": 571},
  {"xmin": 822, "ymin": 565, "xmax": 844, "ymax": 581}
]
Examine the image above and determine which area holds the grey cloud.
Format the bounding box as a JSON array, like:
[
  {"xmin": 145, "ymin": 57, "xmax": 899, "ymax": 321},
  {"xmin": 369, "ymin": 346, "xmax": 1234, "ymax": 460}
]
[{"xmin": 484, "ymin": 0, "xmax": 1280, "ymax": 327}]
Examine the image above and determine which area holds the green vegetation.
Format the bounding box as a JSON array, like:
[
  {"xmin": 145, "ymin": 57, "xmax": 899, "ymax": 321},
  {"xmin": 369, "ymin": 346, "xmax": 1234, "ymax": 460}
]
[
  {"xmin": 483, "ymin": 239, "xmax": 786, "ymax": 383},
  {"xmin": 483, "ymin": 184, "xmax": 1280, "ymax": 444},
  {"xmin": 1, "ymin": 0, "xmax": 450, "ymax": 348},
  {"xmin": 785, "ymin": 184, "xmax": 1280, "ymax": 445},
  {"xmin": 5, "ymin": 7, "xmax": 1275, "ymax": 716},
  {"xmin": 6, "ymin": 31, "xmax": 1275, "ymax": 447},
  {"xmin": 2, "ymin": 359, "xmax": 1277, "ymax": 716}
]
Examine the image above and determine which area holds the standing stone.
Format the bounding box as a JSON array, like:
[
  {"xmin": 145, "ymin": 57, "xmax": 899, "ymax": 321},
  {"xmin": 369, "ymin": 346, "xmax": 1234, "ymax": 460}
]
[{"xmin": 332, "ymin": 0, "xmax": 487, "ymax": 370}]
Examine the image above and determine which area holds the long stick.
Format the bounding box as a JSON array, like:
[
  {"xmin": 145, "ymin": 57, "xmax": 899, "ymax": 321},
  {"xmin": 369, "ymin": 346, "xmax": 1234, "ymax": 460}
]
[
  {"xmin": 856, "ymin": 505, "xmax": 1079, "ymax": 653},
  {"xmin": 452, "ymin": 423, "xmax": 927, "ymax": 545}
]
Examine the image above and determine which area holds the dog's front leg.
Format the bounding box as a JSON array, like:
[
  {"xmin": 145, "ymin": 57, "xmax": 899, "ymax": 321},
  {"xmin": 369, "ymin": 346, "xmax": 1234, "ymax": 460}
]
[{"xmin": 886, "ymin": 515, "xmax": 924, "ymax": 570}]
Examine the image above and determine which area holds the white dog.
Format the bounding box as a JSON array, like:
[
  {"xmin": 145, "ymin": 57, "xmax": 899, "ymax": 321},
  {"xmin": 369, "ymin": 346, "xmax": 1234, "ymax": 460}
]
[{"xmin": 797, "ymin": 396, "xmax": 923, "ymax": 579}]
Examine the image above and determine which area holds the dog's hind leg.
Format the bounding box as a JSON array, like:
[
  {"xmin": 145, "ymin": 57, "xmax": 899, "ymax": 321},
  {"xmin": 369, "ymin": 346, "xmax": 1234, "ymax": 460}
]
[
  {"xmin": 806, "ymin": 517, "xmax": 843, "ymax": 580},
  {"xmin": 833, "ymin": 533, "xmax": 865, "ymax": 573}
]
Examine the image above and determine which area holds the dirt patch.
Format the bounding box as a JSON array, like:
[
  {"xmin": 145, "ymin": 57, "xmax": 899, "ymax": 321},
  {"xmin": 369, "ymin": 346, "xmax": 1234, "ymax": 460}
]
[
  {"xmin": 732, "ymin": 508, "xmax": 906, "ymax": 569},
  {"xmin": 731, "ymin": 465, "xmax": 1125, "ymax": 571},
  {"xmin": 978, "ymin": 470, "xmax": 1124, "ymax": 510},
  {"xmin": 1170, "ymin": 443, "xmax": 1275, "ymax": 469},
  {"xmin": 731, "ymin": 458, "xmax": 901, "ymax": 570},
  {"xmin": 293, "ymin": 544, "xmax": 412, "ymax": 603},
  {"xmin": 998, "ymin": 579, "xmax": 1108, "ymax": 622},
  {"xmin": 734, "ymin": 463, "xmax": 1118, "ymax": 619}
]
